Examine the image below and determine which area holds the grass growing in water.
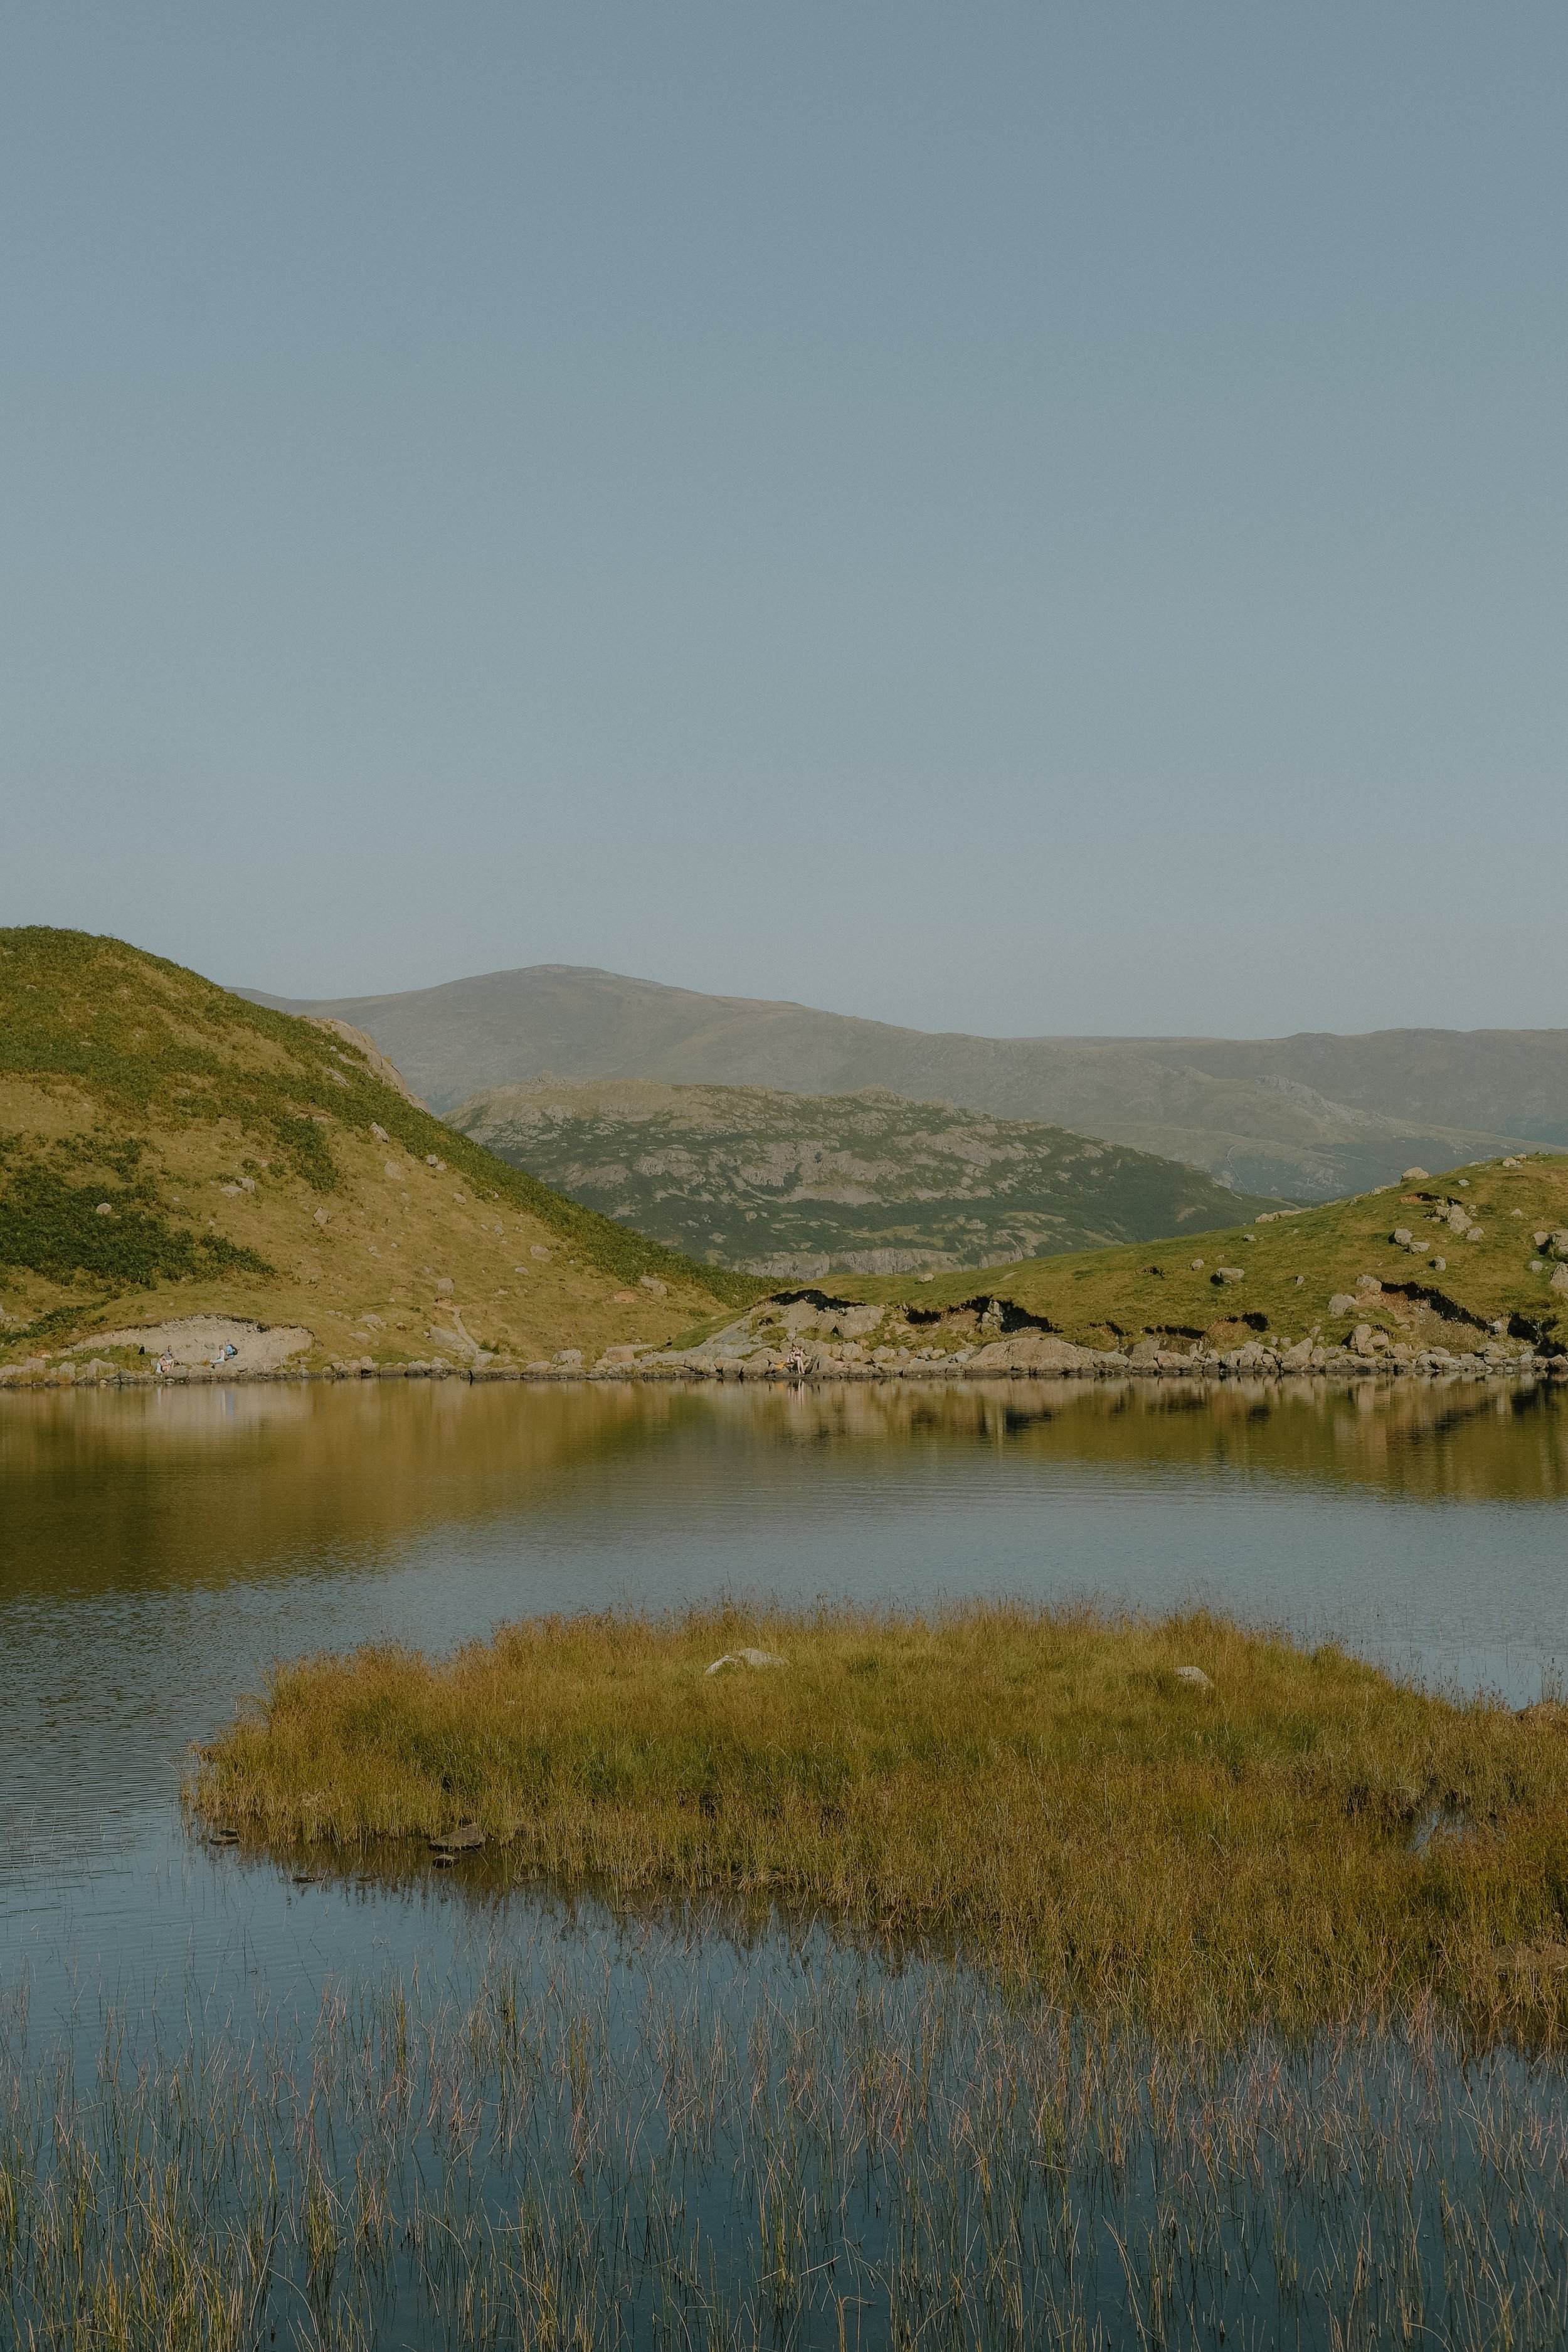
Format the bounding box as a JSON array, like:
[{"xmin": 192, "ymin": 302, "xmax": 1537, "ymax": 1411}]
[
  {"xmin": 9, "ymin": 1924, "xmax": 1568, "ymax": 2349},
  {"xmin": 195, "ymin": 1604, "xmax": 1568, "ymax": 2037}
]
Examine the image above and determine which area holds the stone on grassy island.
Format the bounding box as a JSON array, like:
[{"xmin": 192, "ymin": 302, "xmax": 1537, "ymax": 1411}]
[
  {"xmin": 1214, "ymin": 1267, "xmax": 1244, "ymax": 1285},
  {"xmin": 705, "ymin": 1648, "xmax": 789, "ymax": 1675},
  {"xmin": 1175, "ymin": 1665, "xmax": 1212, "ymax": 1690},
  {"xmin": 1552, "ymin": 1265, "xmax": 1568, "ymax": 1295},
  {"xmin": 1392, "ymin": 1228, "xmax": 1412, "ymax": 1246},
  {"xmin": 1402, "ymin": 1166, "xmax": 1430, "ymax": 1181}
]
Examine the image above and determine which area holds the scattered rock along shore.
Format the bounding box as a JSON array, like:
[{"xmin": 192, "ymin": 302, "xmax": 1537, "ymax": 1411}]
[{"xmin": 5, "ymin": 1346, "xmax": 1564, "ymax": 1391}]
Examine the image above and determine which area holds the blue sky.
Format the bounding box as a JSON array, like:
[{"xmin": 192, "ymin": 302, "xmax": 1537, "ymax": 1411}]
[{"xmin": 3, "ymin": 3, "xmax": 1564, "ymax": 1036}]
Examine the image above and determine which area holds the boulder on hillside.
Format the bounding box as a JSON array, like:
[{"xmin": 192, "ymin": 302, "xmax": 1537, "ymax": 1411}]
[{"xmin": 965, "ymin": 1332, "xmax": 1096, "ymax": 1373}]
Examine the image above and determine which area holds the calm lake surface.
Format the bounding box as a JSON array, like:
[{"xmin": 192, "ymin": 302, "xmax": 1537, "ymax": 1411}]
[{"xmin": 3, "ymin": 1374, "xmax": 1567, "ymax": 2347}]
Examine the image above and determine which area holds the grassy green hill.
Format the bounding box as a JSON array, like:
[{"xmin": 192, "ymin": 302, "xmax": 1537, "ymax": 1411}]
[
  {"xmin": 450, "ymin": 1076, "xmax": 1280, "ymax": 1275},
  {"xmin": 789, "ymin": 1152, "xmax": 1568, "ymax": 1361},
  {"xmin": 0, "ymin": 929, "xmax": 760, "ymax": 1371}
]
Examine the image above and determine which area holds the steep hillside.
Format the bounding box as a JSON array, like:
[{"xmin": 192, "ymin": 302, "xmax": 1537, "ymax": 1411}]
[
  {"xmin": 241, "ymin": 966, "xmax": 1560, "ymax": 1197},
  {"xmin": 452, "ymin": 1077, "xmax": 1279, "ymax": 1274},
  {"xmin": 0, "ymin": 930, "xmax": 757, "ymax": 1373},
  {"xmin": 802, "ymin": 1151, "xmax": 1568, "ymax": 1364}
]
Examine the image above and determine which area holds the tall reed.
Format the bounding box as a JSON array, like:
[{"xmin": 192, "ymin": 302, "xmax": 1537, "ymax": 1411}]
[{"xmin": 6, "ymin": 1922, "xmax": 1568, "ymax": 2348}]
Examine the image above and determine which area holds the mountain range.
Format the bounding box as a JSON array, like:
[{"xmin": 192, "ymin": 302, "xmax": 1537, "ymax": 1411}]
[
  {"xmin": 241, "ymin": 966, "xmax": 1568, "ymax": 1200},
  {"xmin": 8, "ymin": 932, "xmax": 1565, "ymax": 1378}
]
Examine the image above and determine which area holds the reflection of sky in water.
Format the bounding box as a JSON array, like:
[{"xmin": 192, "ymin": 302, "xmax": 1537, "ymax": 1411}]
[{"xmin": 1, "ymin": 1379, "xmax": 1565, "ymax": 2036}]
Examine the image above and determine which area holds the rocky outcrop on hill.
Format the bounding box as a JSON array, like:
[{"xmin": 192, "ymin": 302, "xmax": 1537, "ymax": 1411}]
[{"xmin": 448, "ymin": 1077, "xmax": 1277, "ymax": 1273}]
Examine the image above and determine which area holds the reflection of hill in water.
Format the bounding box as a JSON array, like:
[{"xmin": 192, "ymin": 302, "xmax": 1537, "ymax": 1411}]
[
  {"xmin": 0, "ymin": 1382, "xmax": 686, "ymax": 1599},
  {"xmin": 3, "ymin": 1379, "xmax": 1564, "ymax": 1605}
]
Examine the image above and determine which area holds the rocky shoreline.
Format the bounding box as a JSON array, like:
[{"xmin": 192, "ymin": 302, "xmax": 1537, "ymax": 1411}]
[
  {"xmin": 4, "ymin": 1347, "xmax": 1564, "ymax": 1391},
  {"xmin": 4, "ymin": 1293, "xmax": 1564, "ymax": 1392}
]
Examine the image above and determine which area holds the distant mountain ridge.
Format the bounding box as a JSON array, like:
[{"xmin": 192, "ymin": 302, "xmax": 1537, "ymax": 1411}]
[{"xmin": 238, "ymin": 967, "xmax": 1568, "ymax": 1200}]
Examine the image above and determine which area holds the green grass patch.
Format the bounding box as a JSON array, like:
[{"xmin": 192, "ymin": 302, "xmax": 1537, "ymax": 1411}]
[
  {"xmin": 0, "ymin": 1157, "xmax": 272, "ymax": 1288},
  {"xmin": 193, "ymin": 1602, "xmax": 1568, "ymax": 2037}
]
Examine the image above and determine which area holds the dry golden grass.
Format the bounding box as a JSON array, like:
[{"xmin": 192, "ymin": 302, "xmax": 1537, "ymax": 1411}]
[{"xmin": 194, "ymin": 1604, "xmax": 1568, "ymax": 2034}]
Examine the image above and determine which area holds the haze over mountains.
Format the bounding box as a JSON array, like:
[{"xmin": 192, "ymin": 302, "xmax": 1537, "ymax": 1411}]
[{"xmin": 241, "ymin": 967, "xmax": 1568, "ymax": 1202}]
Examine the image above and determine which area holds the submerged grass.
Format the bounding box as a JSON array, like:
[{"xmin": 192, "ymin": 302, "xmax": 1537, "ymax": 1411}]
[
  {"xmin": 194, "ymin": 1604, "xmax": 1568, "ymax": 2038},
  {"xmin": 9, "ymin": 1928, "xmax": 1568, "ymax": 2351}
]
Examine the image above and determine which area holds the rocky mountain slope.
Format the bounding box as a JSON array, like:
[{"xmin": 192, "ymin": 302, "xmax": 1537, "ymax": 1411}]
[
  {"xmin": 600, "ymin": 1152, "xmax": 1565, "ymax": 1386},
  {"xmin": 451, "ymin": 1077, "xmax": 1279, "ymax": 1275},
  {"xmin": 803, "ymin": 1150, "xmax": 1568, "ymax": 1369},
  {"xmin": 0, "ymin": 930, "xmax": 756, "ymax": 1374},
  {"xmin": 242, "ymin": 967, "xmax": 1564, "ymax": 1199}
]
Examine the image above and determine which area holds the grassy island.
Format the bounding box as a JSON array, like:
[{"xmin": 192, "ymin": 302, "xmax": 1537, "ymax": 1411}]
[{"xmin": 195, "ymin": 1604, "xmax": 1568, "ymax": 2035}]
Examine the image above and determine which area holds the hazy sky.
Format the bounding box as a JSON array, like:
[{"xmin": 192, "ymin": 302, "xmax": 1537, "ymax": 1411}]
[{"xmin": 3, "ymin": 3, "xmax": 1564, "ymax": 1038}]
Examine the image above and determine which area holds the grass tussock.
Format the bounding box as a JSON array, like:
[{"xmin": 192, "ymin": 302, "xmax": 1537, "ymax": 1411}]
[{"xmin": 195, "ymin": 1603, "xmax": 1568, "ymax": 2034}]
